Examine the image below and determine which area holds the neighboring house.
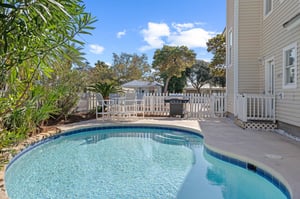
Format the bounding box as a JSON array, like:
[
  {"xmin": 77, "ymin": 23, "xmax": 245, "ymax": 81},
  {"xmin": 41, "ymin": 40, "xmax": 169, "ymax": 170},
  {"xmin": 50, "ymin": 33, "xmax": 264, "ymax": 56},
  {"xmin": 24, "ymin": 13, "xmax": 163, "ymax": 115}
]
[
  {"xmin": 121, "ymin": 80, "xmax": 163, "ymax": 94},
  {"xmin": 184, "ymin": 83, "xmax": 226, "ymax": 94},
  {"xmin": 226, "ymin": 0, "xmax": 300, "ymax": 136}
]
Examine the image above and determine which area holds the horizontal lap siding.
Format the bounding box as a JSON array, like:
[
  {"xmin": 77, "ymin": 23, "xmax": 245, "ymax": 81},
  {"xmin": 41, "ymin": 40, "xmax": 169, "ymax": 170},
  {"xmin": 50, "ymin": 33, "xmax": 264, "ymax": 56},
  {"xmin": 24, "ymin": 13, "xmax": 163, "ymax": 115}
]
[
  {"xmin": 238, "ymin": 0, "xmax": 261, "ymax": 94},
  {"xmin": 262, "ymin": 0, "xmax": 300, "ymax": 126}
]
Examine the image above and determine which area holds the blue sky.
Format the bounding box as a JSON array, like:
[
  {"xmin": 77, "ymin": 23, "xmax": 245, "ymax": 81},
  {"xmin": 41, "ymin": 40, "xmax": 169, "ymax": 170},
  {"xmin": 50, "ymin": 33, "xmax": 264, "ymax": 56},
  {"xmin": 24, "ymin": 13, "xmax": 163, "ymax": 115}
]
[{"xmin": 81, "ymin": 0, "xmax": 226, "ymax": 66}]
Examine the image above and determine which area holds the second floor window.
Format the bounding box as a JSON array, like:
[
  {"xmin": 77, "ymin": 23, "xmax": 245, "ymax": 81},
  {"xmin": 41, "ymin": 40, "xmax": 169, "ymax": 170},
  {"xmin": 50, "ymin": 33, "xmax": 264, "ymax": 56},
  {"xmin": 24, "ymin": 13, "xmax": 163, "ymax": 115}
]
[
  {"xmin": 264, "ymin": 0, "xmax": 273, "ymax": 17},
  {"xmin": 283, "ymin": 43, "xmax": 297, "ymax": 88}
]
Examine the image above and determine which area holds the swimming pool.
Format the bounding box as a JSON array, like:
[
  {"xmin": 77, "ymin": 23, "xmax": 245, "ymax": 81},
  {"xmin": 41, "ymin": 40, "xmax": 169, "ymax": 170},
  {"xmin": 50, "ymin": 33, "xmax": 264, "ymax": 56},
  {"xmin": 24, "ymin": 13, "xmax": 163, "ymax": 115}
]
[{"xmin": 5, "ymin": 125, "xmax": 290, "ymax": 199}]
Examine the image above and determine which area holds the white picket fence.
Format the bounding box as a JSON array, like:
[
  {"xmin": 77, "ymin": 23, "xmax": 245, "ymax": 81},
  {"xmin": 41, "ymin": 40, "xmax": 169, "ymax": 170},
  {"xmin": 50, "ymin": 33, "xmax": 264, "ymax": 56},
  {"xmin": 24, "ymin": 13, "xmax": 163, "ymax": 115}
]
[
  {"xmin": 78, "ymin": 92, "xmax": 226, "ymax": 119},
  {"xmin": 143, "ymin": 93, "xmax": 226, "ymax": 118},
  {"xmin": 236, "ymin": 94, "xmax": 275, "ymax": 122},
  {"xmin": 143, "ymin": 93, "xmax": 170, "ymax": 116}
]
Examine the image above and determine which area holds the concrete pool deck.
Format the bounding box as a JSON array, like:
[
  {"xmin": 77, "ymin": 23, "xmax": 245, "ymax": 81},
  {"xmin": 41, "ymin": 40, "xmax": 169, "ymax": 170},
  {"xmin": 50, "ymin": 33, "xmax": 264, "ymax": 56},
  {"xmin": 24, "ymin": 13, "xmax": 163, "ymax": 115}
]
[{"xmin": 1, "ymin": 117, "xmax": 300, "ymax": 198}]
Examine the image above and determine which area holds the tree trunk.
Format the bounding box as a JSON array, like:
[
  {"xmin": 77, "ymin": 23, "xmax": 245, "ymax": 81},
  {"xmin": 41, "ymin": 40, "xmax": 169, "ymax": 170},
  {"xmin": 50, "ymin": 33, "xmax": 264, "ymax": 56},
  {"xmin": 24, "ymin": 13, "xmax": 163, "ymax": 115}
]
[{"xmin": 164, "ymin": 77, "xmax": 171, "ymax": 93}]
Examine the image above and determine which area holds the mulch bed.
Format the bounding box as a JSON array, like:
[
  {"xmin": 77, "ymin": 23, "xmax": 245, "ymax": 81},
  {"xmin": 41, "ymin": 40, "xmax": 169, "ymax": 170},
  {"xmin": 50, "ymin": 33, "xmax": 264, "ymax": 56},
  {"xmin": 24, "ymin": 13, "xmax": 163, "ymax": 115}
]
[{"xmin": 45, "ymin": 112, "xmax": 96, "ymax": 126}]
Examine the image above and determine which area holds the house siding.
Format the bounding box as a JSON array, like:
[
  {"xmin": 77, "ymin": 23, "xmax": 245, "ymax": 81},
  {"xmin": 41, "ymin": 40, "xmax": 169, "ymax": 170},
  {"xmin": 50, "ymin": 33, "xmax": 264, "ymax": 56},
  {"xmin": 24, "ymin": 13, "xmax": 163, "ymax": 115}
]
[
  {"xmin": 226, "ymin": 0, "xmax": 262, "ymax": 115},
  {"xmin": 227, "ymin": 0, "xmax": 300, "ymax": 129},
  {"xmin": 238, "ymin": 0, "xmax": 262, "ymax": 94},
  {"xmin": 261, "ymin": 0, "xmax": 300, "ymax": 126}
]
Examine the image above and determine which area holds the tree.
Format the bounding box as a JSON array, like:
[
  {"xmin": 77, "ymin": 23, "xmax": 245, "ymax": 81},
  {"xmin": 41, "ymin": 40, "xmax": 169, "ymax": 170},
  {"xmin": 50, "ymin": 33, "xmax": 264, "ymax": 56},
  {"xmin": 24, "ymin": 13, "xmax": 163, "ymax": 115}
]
[
  {"xmin": 43, "ymin": 44, "xmax": 87, "ymax": 121},
  {"xmin": 167, "ymin": 73, "xmax": 187, "ymax": 93},
  {"xmin": 186, "ymin": 60, "xmax": 211, "ymax": 93},
  {"xmin": 89, "ymin": 61, "xmax": 115, "ymax": 84},
  {"xmin": 0, "ymin": 0, "xmax": 95, "ymax": 118},
  {"xmin": 87, "ymin": 82, "xmax": 123, "ymax": 100},
  {"xmin": 206, "ymin": 34, "xmax": 226, "ymax": 87},
  {"xmin": 0, "ymin": 0, "xmax": 95, "ymax": 144},
  {"xmin": 1, "ymin": 43, "xmax": 88, "ymax": 137},
  {"xmin": 152, "ymin": 45, "xmax": 196, "ymax": 93},
  {"xmin": 112, "ymin": 53, "xmax": 150, "ymax": 84}
]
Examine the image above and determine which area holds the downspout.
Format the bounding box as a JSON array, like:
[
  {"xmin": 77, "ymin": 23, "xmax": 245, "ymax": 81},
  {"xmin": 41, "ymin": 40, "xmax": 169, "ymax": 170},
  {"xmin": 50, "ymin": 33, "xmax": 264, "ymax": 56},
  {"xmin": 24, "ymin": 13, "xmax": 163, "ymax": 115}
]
[{"xmin": 233, "ymin": 0, "xmax": 239, "ymax": 116}]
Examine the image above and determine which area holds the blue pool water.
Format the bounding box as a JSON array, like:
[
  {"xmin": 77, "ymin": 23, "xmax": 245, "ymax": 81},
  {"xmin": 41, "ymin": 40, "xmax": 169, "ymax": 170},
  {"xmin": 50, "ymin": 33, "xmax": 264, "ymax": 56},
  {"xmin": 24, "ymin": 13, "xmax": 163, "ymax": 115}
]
[{"xmin": 5, "ymin": 125, "xmax": 289, "ymax": 199}]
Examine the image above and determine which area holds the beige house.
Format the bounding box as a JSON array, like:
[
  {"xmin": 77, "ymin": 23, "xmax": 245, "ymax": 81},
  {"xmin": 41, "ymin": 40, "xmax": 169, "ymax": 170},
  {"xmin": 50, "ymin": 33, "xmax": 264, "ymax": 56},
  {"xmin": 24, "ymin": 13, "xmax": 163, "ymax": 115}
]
[
  {"xmin": 183, "ymin": 83, "xmax": 225, "ymax": 94},
  {"xmin": 226, "ymin": 0, "xmax": 300, "ymax": 136},
  {"xmin": 121, "ymin": 80, "xmax": 163, "ymax": 94}
]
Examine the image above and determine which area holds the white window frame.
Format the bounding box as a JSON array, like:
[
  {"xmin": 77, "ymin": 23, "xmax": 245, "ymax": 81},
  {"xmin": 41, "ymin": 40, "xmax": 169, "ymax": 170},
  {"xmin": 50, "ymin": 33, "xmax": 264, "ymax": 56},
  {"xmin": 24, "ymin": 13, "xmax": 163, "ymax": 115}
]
[
  {"xmin": 264, "ymin": 0, "xmax": 273, "ymax": 18},
  {"xmin": 227, "ymin": 28, "xmax": 233, "ymax": 67},
  {"xmin": 282, "ymin": 42, "xmax": 297, "ymax": 89}
]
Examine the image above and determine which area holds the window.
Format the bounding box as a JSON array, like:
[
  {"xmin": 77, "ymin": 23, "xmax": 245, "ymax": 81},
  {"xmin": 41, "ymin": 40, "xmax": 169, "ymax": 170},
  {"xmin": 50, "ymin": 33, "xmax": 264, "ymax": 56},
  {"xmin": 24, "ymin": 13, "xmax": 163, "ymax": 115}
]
[
  {"xmin": 283, "ymin": 43, "xmax": 297, "ymax": 88},
  {"xmin": 228, "ymin": 30, "xmax": 233, "ymax": 65},
  {"xmin": 264, "ymin": 0, "xmax": 273, "ymax": 17}
]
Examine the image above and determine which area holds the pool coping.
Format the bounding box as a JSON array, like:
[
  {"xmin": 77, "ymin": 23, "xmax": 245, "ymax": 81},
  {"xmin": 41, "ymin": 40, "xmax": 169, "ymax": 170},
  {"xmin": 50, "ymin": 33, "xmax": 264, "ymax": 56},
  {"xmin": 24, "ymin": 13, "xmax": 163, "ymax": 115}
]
[{"xmin": 1, "ymin": 118, "xmax": 299, "ymax": 199}]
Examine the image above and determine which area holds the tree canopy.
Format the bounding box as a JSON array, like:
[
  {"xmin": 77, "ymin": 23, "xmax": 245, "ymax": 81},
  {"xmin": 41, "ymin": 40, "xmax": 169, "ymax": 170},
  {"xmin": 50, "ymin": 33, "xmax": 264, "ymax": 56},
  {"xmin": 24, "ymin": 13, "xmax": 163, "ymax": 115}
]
[
  {"xmin": 167, "ymin": 73, "xmax": 187, "ymax": 93},
  {"xmin": 152, "ymin": 45, "xmax": 196, "ymax": 93},
  {"xmin": 186, "ymin": 60, "xmax": 211, "ymax": 93},
  {"xmin": 112, "ymin": 53, "xmax": 150, "ymax": 85},
  {"xmin": 89, "ymin": 61, "xmax": 115, "ymax": 84},
  {"xmin": 206, "ymin": 33, "xmax": 226, "ymax": 87}
]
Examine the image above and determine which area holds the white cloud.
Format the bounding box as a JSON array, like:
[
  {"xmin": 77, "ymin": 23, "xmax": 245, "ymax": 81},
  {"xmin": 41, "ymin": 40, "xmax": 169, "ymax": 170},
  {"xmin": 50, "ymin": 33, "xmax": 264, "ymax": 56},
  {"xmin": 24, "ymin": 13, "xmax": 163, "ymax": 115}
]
[
  {"xmin": 172, "ymin": 23, "xmax": 194, "ymax": 32},
  {"xmin": 139, "ymin": 22, "xmax": 217, "ymax": 51},
  {"xmin": 139, "ymin": 22, "xmax": 170, "ymax": 51},
  {"xmin": 169, "ymin": 28, "xmax": 215, "ymax": 48},
  {"xmin": 89, "ymin": 44, "xmax": 104, "ymax": 54},
  {"xmin": 117, "ymin": 30, "xmax": 126, "ymax": 38}
]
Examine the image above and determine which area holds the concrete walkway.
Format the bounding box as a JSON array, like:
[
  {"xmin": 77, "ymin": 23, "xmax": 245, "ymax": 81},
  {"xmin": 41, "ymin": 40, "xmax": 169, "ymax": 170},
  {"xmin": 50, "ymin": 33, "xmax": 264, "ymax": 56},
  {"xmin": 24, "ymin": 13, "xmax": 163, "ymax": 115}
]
[{"xmin": 2, "ymin": 117, "xmax": 300, "ymax": 198}]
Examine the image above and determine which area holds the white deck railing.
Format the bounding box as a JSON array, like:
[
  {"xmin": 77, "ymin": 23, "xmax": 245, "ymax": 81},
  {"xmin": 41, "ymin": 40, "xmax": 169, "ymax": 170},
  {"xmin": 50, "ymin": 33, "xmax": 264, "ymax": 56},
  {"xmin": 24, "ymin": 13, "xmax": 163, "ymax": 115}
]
[{"xmin": 236, "ymin": 94, "xmax": 275, "ymax": 122}]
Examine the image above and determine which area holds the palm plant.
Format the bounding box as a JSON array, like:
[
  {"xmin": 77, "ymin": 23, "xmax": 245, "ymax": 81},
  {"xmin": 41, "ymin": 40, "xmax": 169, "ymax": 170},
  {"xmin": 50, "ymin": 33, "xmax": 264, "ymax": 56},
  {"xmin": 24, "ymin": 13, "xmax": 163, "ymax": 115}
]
[{"xmin": 87, "ymin": 82, "xmax": 123, "ymax": 99}]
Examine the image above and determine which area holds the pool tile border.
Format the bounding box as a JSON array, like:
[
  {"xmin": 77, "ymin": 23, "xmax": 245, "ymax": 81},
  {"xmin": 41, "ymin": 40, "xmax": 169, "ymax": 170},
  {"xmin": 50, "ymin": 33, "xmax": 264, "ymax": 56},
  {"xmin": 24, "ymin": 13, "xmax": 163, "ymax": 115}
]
[
  {"xmin": 5, "ymin": 125, "xmax": 203, "ymax": 171},
  {"xmin": 57, "ymin": 125, "xmax": 204, "ymax": 138},
  {"xmin": 205, "ymin": 147, "xmax": 291, "ymax": 199}
]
